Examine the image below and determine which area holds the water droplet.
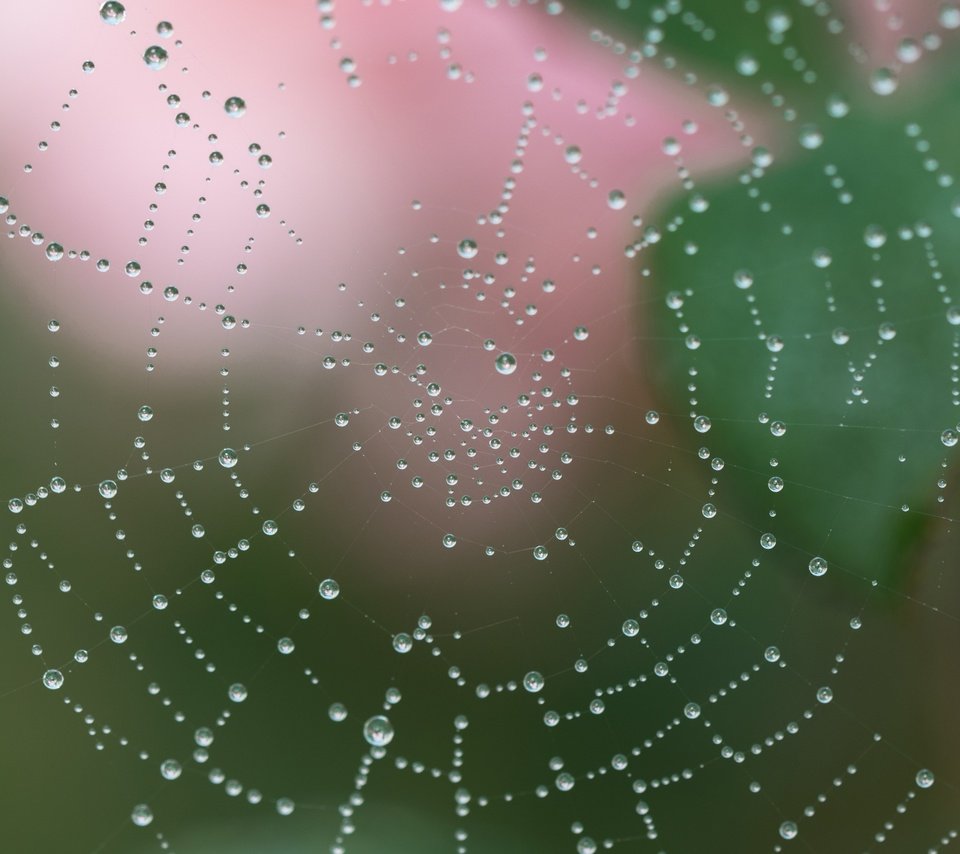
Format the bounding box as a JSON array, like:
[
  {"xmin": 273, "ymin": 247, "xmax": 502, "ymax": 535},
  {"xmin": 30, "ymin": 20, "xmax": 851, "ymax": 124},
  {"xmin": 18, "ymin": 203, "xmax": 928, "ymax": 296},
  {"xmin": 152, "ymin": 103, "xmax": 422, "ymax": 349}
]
[
  {"xmin": 799, "ymin": 124, "xmax": 823, "ymax": 150},
  {"xmin": 706, "ymin": 85, "xmax": 729, "ymax": 107},
  {"xmin": 42, "ymin": 669, "xmax": 64, "ymax": 690},
  {"xmin": 457, "ymin": 238, "xmax": 478, "ymax": 259},
  {"xmin": 319, "ymin": 578, "xmax": 340, "ymax": 600},
  {"xmin": 870, "ymin": 67, "xmax": 898, "ymax": 96},
  {"xmin": 143, "ymin": 46, "xmax": 169, "ymax": 71},
  {"xmin": 130, "ymin": 804, "xmax": 153, "ymax": 827},
  {"xmin": 826, "ymin": 93, "xmax": 850, "ymax": 118},
  {"xmin": 710, "ymin": 608, "xmax": 727, "ymax": 626},
  {"xmin": 735, "ymin": 53, "xmax": 759, "ymax": 76},
  {"xmin": 523, "ymin": 671, "xmax": 545, "ymax": 693},
  {"xmin": 392, "ymin": 633, "xmax": 413, "ymax": 653},
  {"xmin": 363, "ymin": 714, "xmax": 394, "ymax": 746},
  {"xmin": 160, "ymin": 759, "xmax": 182, "ymax": 780},
  {"xmin": 779, "ymin": 820, "xmax": 797, "ymax": 840},
  {"xmin": 224, "ymin": 96, "xmax": 246, "ymax": 118},
  {"xmin": 99, "ymin": 1, "xmax": 126, "ymax": 25},
  {"xmin": 495, "ymin": 352, "xmax": 517, "ymax": 375}
]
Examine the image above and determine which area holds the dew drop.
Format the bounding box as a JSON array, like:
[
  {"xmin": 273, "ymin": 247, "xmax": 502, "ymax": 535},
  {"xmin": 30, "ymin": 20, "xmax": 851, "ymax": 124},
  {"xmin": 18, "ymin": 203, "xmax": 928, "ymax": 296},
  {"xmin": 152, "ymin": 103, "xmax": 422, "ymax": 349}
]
[
  {"xmin": 99, "ymin": 1, "xmax": 126, "ymax": 25},
  {"xmin": 42, "ymin": 669, "xmax": 64, "ymax": 690},
  {"xmin": 457, "ymin": 238, "xmax": 478, "ymax": 259},
  {"xmin": 160, "ymin": 759, "xmax": 182, "ymax": 780},
  {"xmin": 224, "ymin": 96, "xmax": 246, "ymax": 118},
  {"xmin": 870, "ymin": 67, "xmax": 898, "ymax": 96},
  {"xmin": 363, "ymin": 714, "xmax": 394, "ymax": 746},
  {"xmin": 779, "ymin": 820, "xmax": 797, "ymax": 840},
  {"xmin": 130, "ymin": 804, "xmax": 153, "ymax": 827},
  {"xmin": 143, "ymin": 46, "xmax": 169, "ymax": 71},
  {"xmin": 710, "ymin": 608, "xmax": 727, "ymax": 626},
  {"xmin": 495, "ymin": 352, "xmax": 517, "ymax": 375},
  {"xmin": 523, "ymin": 671, "xmax": 545, "ymax": 693}
]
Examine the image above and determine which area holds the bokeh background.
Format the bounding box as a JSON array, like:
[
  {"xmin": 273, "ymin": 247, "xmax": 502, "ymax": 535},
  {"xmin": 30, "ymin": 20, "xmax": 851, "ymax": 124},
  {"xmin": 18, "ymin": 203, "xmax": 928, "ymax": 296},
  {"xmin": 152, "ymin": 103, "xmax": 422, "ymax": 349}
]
[{"xmin": 0, "ymin": 1, "xmax": 958, "ymax": 852}]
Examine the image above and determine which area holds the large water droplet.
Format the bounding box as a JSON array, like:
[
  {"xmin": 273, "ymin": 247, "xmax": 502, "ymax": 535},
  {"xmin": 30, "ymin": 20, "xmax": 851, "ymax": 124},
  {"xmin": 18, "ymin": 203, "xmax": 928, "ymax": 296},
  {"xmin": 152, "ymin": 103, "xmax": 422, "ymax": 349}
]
[
  {"xmin": 363, "ymin": 714, "xmax": 395, "ymax": 746},
  {"xmin": 224, "ymin": 96, "xmax": 246, "ymax": 118},
  {"xmin": 99, "ymin": 1, "xmax": 126, "ymax": 25},
  {"xmin": 143, "ymin": 46, "xmax": 169, "ymax": 71}
]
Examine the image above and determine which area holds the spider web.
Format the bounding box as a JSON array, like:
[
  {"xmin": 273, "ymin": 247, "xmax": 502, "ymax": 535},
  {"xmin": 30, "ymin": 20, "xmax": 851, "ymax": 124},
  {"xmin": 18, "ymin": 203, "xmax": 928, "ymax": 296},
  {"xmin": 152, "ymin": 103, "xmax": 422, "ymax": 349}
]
[{"xmin": 0, "ymin": 1, "xmax": 958, "ymax": 852}]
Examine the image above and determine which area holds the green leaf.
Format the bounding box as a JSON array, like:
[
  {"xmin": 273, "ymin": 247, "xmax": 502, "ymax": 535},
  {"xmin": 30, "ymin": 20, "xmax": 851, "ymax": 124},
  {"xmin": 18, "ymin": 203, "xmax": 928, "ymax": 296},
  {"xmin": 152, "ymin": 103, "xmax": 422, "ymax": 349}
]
[{"xmin": 646, "ymin": 67, "xmax": 960, "ymax": 590}]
